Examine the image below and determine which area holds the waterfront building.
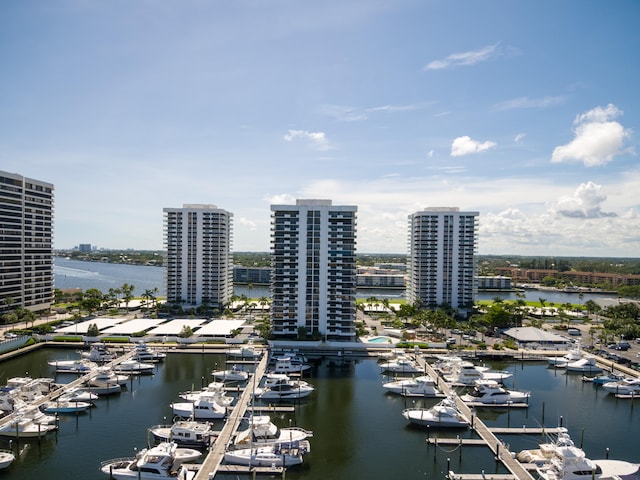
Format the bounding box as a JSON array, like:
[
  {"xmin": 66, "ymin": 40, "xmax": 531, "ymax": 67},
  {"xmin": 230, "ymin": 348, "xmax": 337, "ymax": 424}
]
[
  {"xmin": 477, "ymin": 275, "xmax": 512, "ymax": 291},
  {"xmin": 270, "ymin": 199, "xmax": 357, "ymax": 342},
  {"xmin": 356, "ymin": 267, "xmax": 406, "ymax": 288},
  {"xmin": 0, "ymin": 171, "xmax": 54, "ymax": 313},
  {"xmin": 163, "ymin": 204, "xmax": 233, "ymax": 309},
  {"xmin": 407, "ymin": 207, "xmax": 478, "ymax": 313},
  {"xmin": 233, "ymin": 266, "xmax": 271, "ymax": 285}
]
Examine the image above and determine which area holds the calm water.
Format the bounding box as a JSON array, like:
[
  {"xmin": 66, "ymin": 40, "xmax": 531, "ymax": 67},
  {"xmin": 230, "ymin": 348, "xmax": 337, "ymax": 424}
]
[
  {"xmin": 54, "ymin": 258, "xmax": 618, "ymax": 306},
  {"xmin": 1, "ymin": 348, "xmax": 638, "ymax": 480}
]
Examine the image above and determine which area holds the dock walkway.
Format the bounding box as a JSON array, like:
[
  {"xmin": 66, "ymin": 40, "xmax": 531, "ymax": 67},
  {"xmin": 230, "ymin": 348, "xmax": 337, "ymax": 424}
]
[
  {"xmin": 413, "ymin": 355, "xmax": 535, "ymax": 480},
  {"xmin": 194, "ymin": 353, "xmax": 270, "ymax": 480}
]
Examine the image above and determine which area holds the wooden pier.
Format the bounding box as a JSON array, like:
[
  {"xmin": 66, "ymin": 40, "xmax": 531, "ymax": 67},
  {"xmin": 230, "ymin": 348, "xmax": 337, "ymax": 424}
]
[{"xmin": 413, "ymin": 355, "xmax": 536, "ymax": 480}]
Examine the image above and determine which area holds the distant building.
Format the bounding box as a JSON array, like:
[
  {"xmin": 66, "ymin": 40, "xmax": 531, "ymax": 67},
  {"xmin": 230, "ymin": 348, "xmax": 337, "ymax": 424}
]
[
  {"xmin": 477, "ymin": 275, "xmax": 512, "ymax": 291},
  {"xmin": 163, "ymin": 204, "xmax": 233, "ymax": 309},
  {"xmin": 270, "ymin": 199, "xmax": 357, "ymax": 342},
  {"xmin": 78, "ymin": 244, "xmax": 93, "ymax": 253},
  {"xmin": 407, "ymin": 207, "xmax": 478, "ymax": 312},
  {"xmin": 0, "ymin": 171, "xmax": 54, "ymax": 312},
  {"xmin": 357, "ymin": 267, "xmax": 406, "ymax": 288},
  {"xmin": 233, "ymin": 266, "xmax": 271, "ymax": 285}
]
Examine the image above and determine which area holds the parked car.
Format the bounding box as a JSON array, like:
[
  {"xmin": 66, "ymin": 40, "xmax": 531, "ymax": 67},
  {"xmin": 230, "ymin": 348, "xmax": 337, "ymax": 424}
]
[{"xmin": 616, "ymin": 342, "xmax": 631, "ymax": 351}]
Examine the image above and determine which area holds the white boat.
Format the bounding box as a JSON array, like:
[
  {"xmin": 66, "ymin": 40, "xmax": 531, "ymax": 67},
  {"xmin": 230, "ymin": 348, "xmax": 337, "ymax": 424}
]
[
  {"xmin": 517, "ymin": 427, "xmax": 640, "ymax": 480},
  {"xmin": 270, "ymin": 356, "xmax": 311, "ymax": 374},
  {"xmin": 602, "ymin": 378, "xmax": 640, "ymax": 396},
  {"xmin": 548, "ymin": 346, "xmax": 584, "ymax": 367},
  {"xmin": 227, "ymin": 344, "xmax": 262, "ymax": 359},
  {"xmin": 402, "ymin": 395, "xmax": 468, "ymax": 428},
  {"xmin": 0, "ymin": 450, "xmax": 15, "ymax": 469},
  {"xmin": 113, "ymin": 360, "xmax": 155, "ymax": 375},
  {"xmin": 234, "ymin": 415, "xmax": 313, "ymax": 447},
  {"xmin": 0, "ymin": 414, "xmax": 58, "ymax": 438},
  {"xmin": 81, "ymin": 343, "xmax": 115, "ymax": 362},
  {"xmin": 444, "ymin": 361, "xmax": 512, "ymax": 386},
  {"xmin": 48, "ymin": 358, "xmax": 98, "ymax": 374},
  {"xmin": 42, "ymin": 399, "xmax": 92, "ymax": 414},
  {"xmin": 211, "ymin": 366, "xmax": 248, "ymax": 383},
  {"xmin": 170, "ymin": 397, "xmax": 227, "ymax": 419},
  {"xmin": 85, "ymin": 367, "xmax": 129, "ymax": 395},
  {"xmin": 460, "ymin": 379, "xmax": 530, "ymax": 406},
  {"xmin": 223, "ymin": 440, "xmax": 310, "ymax": 467},
  {"xmin": 253, "ymin": 378, "xmax": 315, "ymax": 401},
  {"xmin": 59, "ymin": 387, "xmax": 100, "ymax": 403},
  {"xmin": 134, "ymin": 342, "xmax": 166, "ymax": 362},
  {"xmin": 178, "ymin": 388, "xmax": 234, "ymax": 407},
  {"xmin": 100, "ymin": 441, "xmax": 199, "ymax": 480},
  {"xmin": 382, "ymin": 375, "xmax": 442, "ymax": 397},
  {"xmin": 565, "ymin": 357, "xmax": 603, "ymax": 374},
  {"xmin": 149, "ymin": 420, "xmax": 216, "ymax": 448},
  {"xmin": 379, "ymin": 356, "xmax": 423, "ymax": 375}
]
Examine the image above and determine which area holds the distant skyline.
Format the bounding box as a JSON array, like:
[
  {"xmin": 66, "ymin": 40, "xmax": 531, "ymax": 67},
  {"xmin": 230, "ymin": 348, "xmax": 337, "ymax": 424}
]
[{"xmin": 2, "ymin": 1, "xmax": 639, "ymax": 257}]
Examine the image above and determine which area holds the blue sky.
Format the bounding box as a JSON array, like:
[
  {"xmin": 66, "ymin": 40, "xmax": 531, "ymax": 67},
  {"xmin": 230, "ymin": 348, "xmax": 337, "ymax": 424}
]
[{"xmin": 1, "ymin": 1, "xmax": 639, "ymax": 256}]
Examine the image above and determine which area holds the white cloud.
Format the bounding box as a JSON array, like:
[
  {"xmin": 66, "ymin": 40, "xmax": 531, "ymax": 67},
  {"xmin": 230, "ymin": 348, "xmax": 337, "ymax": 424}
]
[
  {"xmin": 424, "ymin": 43, "xmax": 500, "ymax": 71},
  {"xmin": 237, "ymin": 217, "xmax": 256, "ymax": 230},
  {"xmin": 514, "ymin": 133, "xmax": 526, "ymax": 143},
  {"xmin": 493, "ymin": 96, "xmax": 564, "ymax": 111},
  {"xmin": 551, "ymin": 104, "xmax": 632, "ymax": 167},
  {"xmin": 427, "ymin": 149, "xmax": 435, "ymax": 158},
  {"xmin": 550, "ymin": 181, "xmax": 616, "ymax": 219},
  {"xmin": 451, "ymin": 136, "xmax": 497, "ymax": 156},
  {"xmin": 264, "ymin": 193, "xmax": 297, "ymax": 205},
  {"xmin": 283, "ymin": 129, "xmax": 333, "ymax": 150}
]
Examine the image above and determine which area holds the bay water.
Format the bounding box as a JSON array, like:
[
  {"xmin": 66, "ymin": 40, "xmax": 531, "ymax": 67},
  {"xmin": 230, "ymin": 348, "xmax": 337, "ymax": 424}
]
[{"xmin": 1, "ymin": 347, "xmax": 639, "ymax": 480}]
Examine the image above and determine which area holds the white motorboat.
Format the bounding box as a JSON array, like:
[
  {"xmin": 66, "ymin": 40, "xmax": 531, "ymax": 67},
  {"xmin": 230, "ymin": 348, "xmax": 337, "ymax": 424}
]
[
  {"xmin": 42, "ymin": 399, "xmax": 92, "ymax": 414},
  {"xmin": 253, "ymin": 378, "xmax": 315, "ymax": 401},
  {"xmin": 133, "ymin": 342, "xmax": 166, "ymax": 362},
  {"xmin": 179, "ymin": 386, "xmax": 234, "ymax": 407},
  {"xmin": 0, "ymin": 450, "xmax": 15, "ymax": 469},
  {"xmin": 402, "ymin": 395, "xmax": 468, "ymax": 428},
  {"xmin": 211, "ymin": 366, "xmax": 248, "ymax": 383},
  {"xmin": 270, "ymin": 356, "xmax": 311, "ymax": 374},
  {"xmin": 149, "ymin": 420, "xmax": 216, "ymax": 448},
  {"xmin": 379, "ymin": 356, "xmax": 423, "ymax": 375},
  {"xmin": 59, "ymin": 386, "xmax": 100, "ymax": 403},
  {"xmin": 113, "ymin": 360, "xmax": 155, "ymax": 375},
  {"xmin": 85, "ymin": 367, "xmax": 129, "ymax": 395},
  {"xmin": 461, "ymin": 379, "xmax": 530, "ymax": 406},
  {"xmin": 548, "ymin": 346, "xmax": 584, "ymax": 367},
  {"xmin": 48, "ymin": 358, "xmax": 98, "ymax": 374},
  {"xmin": 234, "ymin": 415, "xmax": 313, "ymax": 447},
  {"xmin": 444, "ymin": 361, "xmax": 512, "ymax": 386},
  {"xmin": 382, "ymin": 375, "xmax": 442, "ymax": 397},
  {"xmin": 517, "ymin": 427, "xmax": 640, "ymax": 480},
  {"xmin": 0, "ymin": 414, "xmax": 58, "ymax": 438},
  {"xmin": 565, "ymin": 357, "xmax": 603, "ymax": 374},
  {"xmin": 227, "ymin": 344, "xmax": 262, "ymax": 359},
  {"xmin": 602, "ymin": 377, "xmax": 640, "ymax": 396},
  {"xmin": 81, "ymin": 343, "xmax": 115, "ymax": 362},
  {"xmin": 100, "ymin": 441, "xmax": 199, "ymax": 480},
  {"xmin": 170, "ymin": 397, "xmax": 227, "ymax": 419},
  {"xmin": 223, "ymin": 440, "xmax": 310, "ymax": 467}
]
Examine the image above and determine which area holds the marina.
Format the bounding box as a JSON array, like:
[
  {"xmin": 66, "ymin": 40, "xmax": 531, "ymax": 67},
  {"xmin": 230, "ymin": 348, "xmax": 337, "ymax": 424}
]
[{"xmin": 0, "ymin": 344, "xmax": 638, "ymax": 479}]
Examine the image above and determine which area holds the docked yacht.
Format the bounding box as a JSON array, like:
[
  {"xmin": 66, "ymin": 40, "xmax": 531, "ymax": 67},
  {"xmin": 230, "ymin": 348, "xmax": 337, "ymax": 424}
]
[
  {"xmin": 461, "ymin": 379, "xmax": 530, "ymax": 406},
  {"xmin": 113, "ymin": 360, "xmax": 155, "ymax": 375},
  {"xmin": 402, "ymin": 395, "xmax": 468, "ymax": 428},
  {"xmin": 444, "ymin": 361, "xmax": 512, "ymax": 386},
  {"xmin": 270, "ymin": 356, "xmax": 311, "ymax": 374},
  {"xmin": 48, "ymin": 358, "xmax": 97, "ymax": 374},
  {"xmin": 253, "ymin": 377, "xmax": 315, "ymax": 401},
  {"xmin": 227, "ymin": 343, "xmax": 262, "ymax": 359},
  {"xmin": 100, "ymin": 441, "xmax": 200, "ymax": 480},
  {"xmin": 211, "ymin": 366, "xmax": 248, "ymax": 383},
  {"xmin": 223, "ymin": 440, "xmax": 310, "ymax": 468},
  {"xmin": 0, "ymin": 413, "xmax": 58, "ymax": 438},
  {"xmin": 81, "ymin": 342, "xmax": 115, "ymax": 363},
  {"xmin": 382, "ymin": 375, "xmax": 442, "ymax": 397},
  {"xmin": 602, "ymin": 377, "xmax": 640, "ymax": 396},
  {"xmin": 548, "ymin": 345, "xmax": 584, "ymax": 368},
  {"xmin": 233, "ymin": 415, "xmax": 313, "ymax": 447},
  {"xmin": 565, "ymin": 357, "xmax": 603, "ymax": 374},
  {"xmin": 149, "ymin": 420, "xmax": 216, "ymax": 448},
  {"xmin": 170, "ymin": 397, "xmax": 227, "ymax": 420},
  {"xmin": 133, "ymin": 342, "xmax": 166, "ymax": 362},
  {"xmin": 379, "ymin": 356, "xmax": 423, "ymax": 375}
]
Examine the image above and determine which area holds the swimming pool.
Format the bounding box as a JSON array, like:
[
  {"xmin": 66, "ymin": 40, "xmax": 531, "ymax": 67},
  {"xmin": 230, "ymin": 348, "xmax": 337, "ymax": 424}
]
[{"xmin": 366, "ymin": 336, "xmax": 398, "ymax": 344}]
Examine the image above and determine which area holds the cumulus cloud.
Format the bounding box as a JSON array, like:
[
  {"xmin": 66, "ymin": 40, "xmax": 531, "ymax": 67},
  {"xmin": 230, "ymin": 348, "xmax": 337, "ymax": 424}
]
[
  {"xmin": 551, "ymin": 104, "xmax": 632, "ymax": 167},
  {"xmin": 451, "ymin": 136, "xmax": 496, "ymax": 156},
  {"xmin": 284, "ymin": 129, "xmax": 332, "ymax": 150},
  {"xmin": 514, "ymin": 133, "xmax": 526, "ymax": 143},
  {"xmin": 424, "ymin": 43, "xmax": 500, "ymax": 71},
  {"xmin": 550, "ymin": 181, "xmax": 617, "ymax": 219},
  {"xmin": 237, "ymin": 217, "xmax": 256, "ymax": 230},
  {"xmin": 264, "ymin": 193, "xmax": 297, "ymax": 205}
]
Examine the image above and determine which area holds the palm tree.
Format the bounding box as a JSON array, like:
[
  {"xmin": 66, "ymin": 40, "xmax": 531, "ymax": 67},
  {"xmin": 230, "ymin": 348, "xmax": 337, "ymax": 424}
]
[{"xmin": 120, "ymin": 283, "xmax": 135, "ymax": 310}]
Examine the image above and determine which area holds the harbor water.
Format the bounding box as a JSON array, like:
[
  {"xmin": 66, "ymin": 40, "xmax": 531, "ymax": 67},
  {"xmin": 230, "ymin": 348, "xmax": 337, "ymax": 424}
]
[{"xmin": 1, "ymin": 347, "xmax": 639, "ymax": 480}]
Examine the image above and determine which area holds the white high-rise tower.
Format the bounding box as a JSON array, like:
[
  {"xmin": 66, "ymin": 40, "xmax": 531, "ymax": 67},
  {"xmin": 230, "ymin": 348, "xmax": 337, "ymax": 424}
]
[
  {"xmin": 163, "ymin": 204, "xmax": 233, "ymax": 309},
  {"xmin": 408, "ymin": 207, "xmax": 478, "ymax": 312},
  {"xmin": 270, "ymin": 199, "xmax": 357, "ymax": 342}
]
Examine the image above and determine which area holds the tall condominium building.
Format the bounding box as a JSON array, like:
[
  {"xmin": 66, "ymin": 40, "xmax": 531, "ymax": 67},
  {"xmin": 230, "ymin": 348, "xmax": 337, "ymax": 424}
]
[
  {"xmin": 407, "ymin": 207, "xmax": 478, "ymax": 312},
  {"xmin": 163, "ymin": 204, "xmax": 233, "ymax": 309},
  {"xmin": 0, "ymin": 171, "xmax": 54, "ymax": 313},
  {"xmin": 270, "ymin": 199, "xmax": 357, "ymax": 342}
]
